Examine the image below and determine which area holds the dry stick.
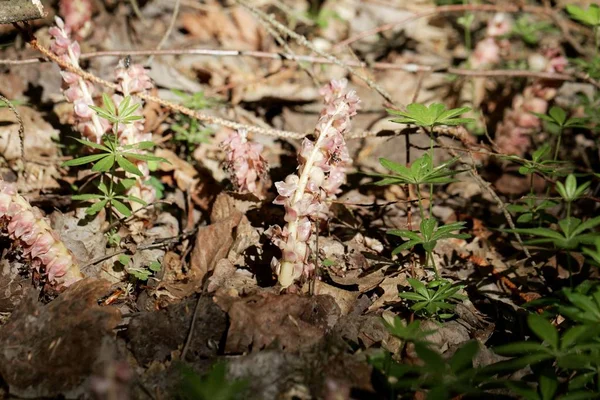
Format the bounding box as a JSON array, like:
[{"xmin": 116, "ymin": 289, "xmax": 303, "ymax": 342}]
[
  {"xmin": 0, "ymin": 94, "xmax": 25, "ymax": 160},
  {"xmin": 2, "ymin": 48, "xmax": 593, "ymax": 87},
  {"xmin": 180, "ymin": 293, "xmax": 202, "ymax": 361},
  {"xmin": 147, "ymin": 0, "xmax": 180, "ymax": 66},
  {"xmin": 235, "ymin": 0, "xmax": 398, "ymax": 106},
  {"xmin": 439, "ymin": 139, "xmax": 533, "ymax": 261},
  {"xmin": 253, "ymin": 8, "xmax": 321, "ymax": 88},
  {"xmin": 29, "ymin": 38, "xmax": 305, "ymax": 140},
  {"xmin": 0, "ymin": 0, "xmax": 45, "ymax": 24}
]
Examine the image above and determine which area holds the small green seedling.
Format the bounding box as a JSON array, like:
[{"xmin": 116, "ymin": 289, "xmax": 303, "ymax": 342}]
[{"xmin": 398, "ymin": 277, "xmax": 466, "ymax": 319}]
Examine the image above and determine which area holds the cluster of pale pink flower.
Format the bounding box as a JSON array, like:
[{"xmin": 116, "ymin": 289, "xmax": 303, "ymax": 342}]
[
  {"xmin": 49, "ymin": 17, "xmax": 106, "ymax": 144},
  {"xmin": 471, "ymin": 13, "xmax": 513, "ymax": 69},
  {"xmin": 50, "ymin": 17, "xmax": 156, "ymax": 207},
  {"xmin": 58, "ymin": 0, "xmax": 93, "ymax": 38},
  {"xmin": 270, "ymin": 79, "xmax": 359, "ymax": 288},
  {"xmin": 0, "ymin": 181, "xmax": 83, "ymax": 287},
  {"xmin": 495, "ymin": 48, "xmax": 568, "ymax": 155},
  {"xmin": 221, "ymin": 129, "xmax": 269, "ymax": 197}
]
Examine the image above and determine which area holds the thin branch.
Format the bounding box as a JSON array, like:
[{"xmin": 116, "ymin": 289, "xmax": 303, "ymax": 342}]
[
  {"xmin": 147, "ymin": 0, "xmax": 180, "ymax": 65},
  {"xmin": 1, "ymin": 48, "xmax": 591, "ymax": 86},
  {"xmin": 234, "ymin": 0, "xmax": 398, "ymax": 106},
  {"xmin": 28, "ymin": 37, "xmax": 306, "ymax": 140}
]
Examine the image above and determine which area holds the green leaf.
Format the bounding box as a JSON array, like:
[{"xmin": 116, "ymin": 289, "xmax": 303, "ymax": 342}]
[
  {"xmin": 116, "ymin": 156, "xmax": 143, "ymax": 176},
  {"xmin": 449, "ymin": 340, "xmax": 478, "ymax": 374},
  {"xmin": 407, "ymin": 278, "xmax": 430, "ymax": 299},
  {"xmin": 399, "ymin": 292, "xmax": 427, "ymax": 301},
  {"xmin": 414, "ymin": 343, "xmax": 444, "ymax": 370},
  {"xmin": 86, "ymin": 199, "xmax": 108, "ymax": 215},
  {"xmin": 561, "ymin": 325, "xmax": 590, "ymax": 349},
  {"xmin": 134, "ymin": 141, "xmax": 155, "ymax": 150},
  {"xmin": 379, "ymin": 157, "xmax": 412, "ymax": 177},
  {"xmin": 149, "ymin": 261, "xmax": 162, "ymax": 272},
  {"xmin": 549, "ymin": 106, "xmax": 567, "ymax": 126},
  {"xmin": 97, "ymin": 180, "xmax": 109, "ymax": 195},
  {"xmin": 92, "ymin": 155, "xmax": 116, "ymax": 172},
  {"xmin": 494, "ymin": 341, "xmax": 549, "ymax": 355},
  {"xmin": 62, "ymin": 153, "xmax": 108, "ymax": 167},
  {"xmin": 539, "ymin": 369, "xmax": 558, "ymax": 400},
  {"xmin": 102, "ymin": 93, "xmax": 116, "ymax": 116},
  {"xmin": 528, "ymin": 314, "xmax": 559, "ymax": 350},
  {"xmin": 123, "ymin": 153, "xmax": 167, "ymax": 163},
  {"xmin": 72, "ymin": 193, "xmax": 104, "ymax": 201},
  {"xmin": 72, "ymin": 137, "xmax": 111, "ymax": 152},
  {"xmin": 118, "ymin": 254, "xmax": 131, "ymax": 265},
  {"xmin": 111, "ymin": 199, "xmax": 132, "ymax": 216}
]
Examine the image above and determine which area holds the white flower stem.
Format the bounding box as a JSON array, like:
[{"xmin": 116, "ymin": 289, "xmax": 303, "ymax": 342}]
[{"xmin": 278, "ymin": 102, "xmax": 344, "ymax": 287}]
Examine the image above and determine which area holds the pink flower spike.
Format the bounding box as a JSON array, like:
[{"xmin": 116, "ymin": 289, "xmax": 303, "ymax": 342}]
[{"xmin": 270, "ymin": 79, "xmax": 359, "ymax": 287}]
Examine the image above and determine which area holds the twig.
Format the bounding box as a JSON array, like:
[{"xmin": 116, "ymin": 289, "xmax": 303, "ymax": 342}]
[
  {"xmin": 252, "ymin": 6, "xmax": 321, "ymax": 87},
  {"xmin": 28, "ymin": 37, "xmax": 306, "ymax": 140},
  {"xmin": 147, "ymin": 0, "xmax": 180, "ymax": 65},
  {"xmin": 0, "ymin": 0, "xmax": 45, "ymax": 24},
  {"xmin": 439, "ymin": 139, "xmax": 533, "ymax": 261},
  {"xmin": 180, "ymin": 293, "xmax": 202, "ymax": 361},
  {"xmin": 235, "ymin": 0, "xmax": 398, "ymax": 106},
  {"xmin": 79, "ymin": 230, "xmax": 196, "ymax": 271},
  {"xmin": 1, "ymin": 48, "xmax": 589, "ymax": 85},
  {"xmin": 0, "ymin": 94, "xmax": 25, "ymax": 160},
  {"xmin": 102, "ymin": 200, "xmax": 172, "ymax": 233}
]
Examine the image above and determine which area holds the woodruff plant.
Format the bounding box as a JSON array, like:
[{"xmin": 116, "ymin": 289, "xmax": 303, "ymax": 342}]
[
  {"xmin": 62, "ymin": 94, "xmax": 165, "ymax": 221},
  {"xmin": 270, "ymin": 79, "xmax": 359, "ymax": 288},
  {"xmin": 374, "ymin": 103, "xmax": 473, "ymax": 278}
]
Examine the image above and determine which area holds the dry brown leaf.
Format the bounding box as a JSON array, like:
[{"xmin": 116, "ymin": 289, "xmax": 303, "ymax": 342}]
[
  {"xmin": 0, "ymin": 278, "xmax": 120, "ymax": 398},
  {"xmin": 215, "ymin": 291, "xmax": 341, "ymax": 354},
  {"xmin": 313, "ymin": 280, "xmax": 358, "ymax": 316},
  {"xmin": 155, "ymin": 148, "xmax": 198, "ymax": 191}
]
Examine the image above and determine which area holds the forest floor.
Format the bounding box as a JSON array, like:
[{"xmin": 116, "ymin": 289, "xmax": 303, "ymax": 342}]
[{"xmin": 1, "ymin": 0, "xmax": 600, "ymax": 399}]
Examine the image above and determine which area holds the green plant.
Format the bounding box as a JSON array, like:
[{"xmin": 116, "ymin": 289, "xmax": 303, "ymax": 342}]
[
  {"xmin": 118, "ymin": 254, "xmax": 161, "ymax": 281},
  {"xmin": 508, "ymin": 216, "xmax": 600, "ymax": 250},
  {"xmin": 178, "ymin": 361, "xmax": 247, "ymax": 400},
  {"xmin": 370, "ymin": 339, "xmax": 487, "ymax": 399},
  {"xmin": 512, "ymin": 16, "xmax": 553, "ymax": 45},
  {"xmin": 387, "ymin": 103, "xmax": 473, "ymax": 129},
  {"xmin": 398, "ymin": 277, "xmax": 466, "ymax": 319},
  {"xmin": 566, "ymin": 3, "xmax": 600, "ymax": 50},
  {"xmin": 531, "ymin": 107, "xmax": 588, "ymax": 160},
  {"xmin": 527, "ymin": 281, "xmax": 600, "ymax": 324},
  {"xmin": 492, "ymin": 313, "xmax": 600, "ymax": 398},
  {"xmin": 573, "ymin": 56, "xmax": 600, "ymax": 81},
  {"xmin": 583, "ymin": 238, "xmax": 600, "ymax": 267},
  {"xmin": 171, "ymin": 89, "xmax": 217, "ymax": 150},
  {"xmin": 62, "ymin": 94, "xmax": 165, "ymax": 221},
  {"xmin": 556, "ymin": 174, "xmax": 591, "ymax": 218},
  {"xmin": 457, "ymin": 13, "xmax": 475, "ymax": 51},
  {"xmin": 389, "ymin": 218, "xmax": 470, "ymax": 277}
]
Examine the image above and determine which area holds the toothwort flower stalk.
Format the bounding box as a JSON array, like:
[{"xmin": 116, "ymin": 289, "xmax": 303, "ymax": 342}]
[
  {"xmin": 495, "ymin": 48, "xmax": 567, "ymax": 155},
  {"xmin": 0, "ymin": 181, "xmax": 83, "ymax": 287},
  {"xmin": 271, "ymin": 79, "xmax": 359, "ymax": 288},
  {"xmin": 221, "ymin": 129, "xmax": 269, "ymax": 197},
  {"xmin": 50, "ymin": 17, "xmax": 156, "ymax": 209},
  {"xmin": 58, "ymin": 0, "xmax": 93, "ymax": 38},
  {"xmin": 49, "ymin": 16, "xmax": 106, "ymax": 143}
]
